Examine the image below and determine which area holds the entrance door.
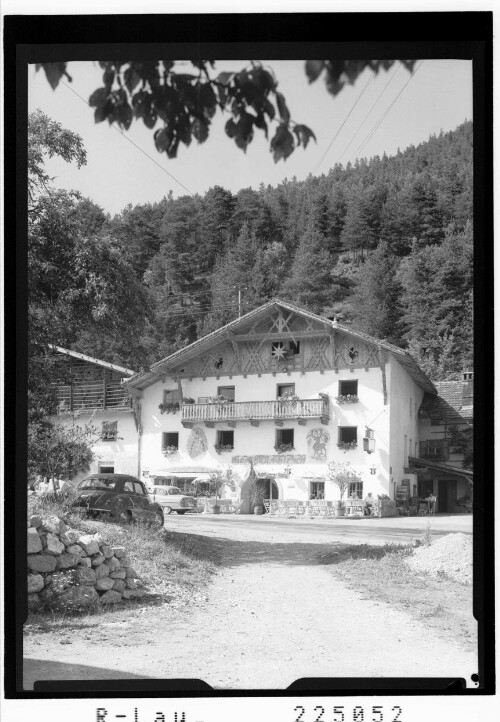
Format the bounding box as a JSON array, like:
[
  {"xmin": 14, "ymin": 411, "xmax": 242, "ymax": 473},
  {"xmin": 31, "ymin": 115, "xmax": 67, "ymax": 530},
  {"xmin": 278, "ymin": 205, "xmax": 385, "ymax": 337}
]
[
  {"xmin": 261, "ymin": 478, "xmax": 279, "ymax": 512},
  {"xmin": 437, "ymin": 479, "xmax": 448, "ymax": 513}
]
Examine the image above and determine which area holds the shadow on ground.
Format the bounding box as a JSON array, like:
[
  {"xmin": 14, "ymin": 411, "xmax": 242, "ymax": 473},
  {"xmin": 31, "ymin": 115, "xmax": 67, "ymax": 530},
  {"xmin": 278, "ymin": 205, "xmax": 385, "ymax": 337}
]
[
  {"xmin": 23, "ymin": 658, "xmax": 154, "ymax": 691},
  {"xmin": 168, "ymin": 532, "xmax": 402, "ymax": 568}
]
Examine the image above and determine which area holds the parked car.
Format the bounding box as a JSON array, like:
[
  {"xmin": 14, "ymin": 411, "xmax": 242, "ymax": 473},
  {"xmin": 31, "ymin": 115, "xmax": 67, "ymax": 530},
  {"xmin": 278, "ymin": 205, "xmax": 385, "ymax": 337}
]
[
  {"xmin": 149, "ymin": 485, "xmax": 197, "ymax": 514},
  {"xmin": 72, "ymin": 473, "xmax": 164, "ymax": 526}
]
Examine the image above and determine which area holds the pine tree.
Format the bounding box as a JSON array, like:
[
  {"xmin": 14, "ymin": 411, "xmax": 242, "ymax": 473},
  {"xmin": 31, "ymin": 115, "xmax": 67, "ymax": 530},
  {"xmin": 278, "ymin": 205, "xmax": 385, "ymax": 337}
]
[
  {"xmin": 349, "ymin": 242, "xmax": 404, "ymax": 344},
  {"xmin": 279, "ymin": 223, "xmax": 334, "ymax": 314}
]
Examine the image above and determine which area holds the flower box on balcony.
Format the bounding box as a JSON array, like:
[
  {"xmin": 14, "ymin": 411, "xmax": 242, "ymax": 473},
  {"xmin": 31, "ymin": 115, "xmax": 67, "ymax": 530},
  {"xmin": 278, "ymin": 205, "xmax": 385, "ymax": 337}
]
[
  {"xmin": 279, "ymin": 392, "xmax": 300, "ymax": 403},
  {"xmin": 159, "ymin": 401, "xmax": 180, "ymax": 414},
  {"xmin": 182, "ymin": 397, "xmax": 195, "ymax": 404},
  {"xmin": 162, "ymin": 445, "xmax": 178, "ymax": 456},
  {"xmin": 214, "ymin": 444, "xmax": 234, "ymax": 454},
  {"xmin": 274, "ymin": 443, "xmax": 295, "ymax": 454},
  {"xmin": 335, "ymin": 395, "xmax": 359, "ymax": 405},
  {"xmin": 337, "ymin": 441, "xmax": 358, "ymax": 451}
]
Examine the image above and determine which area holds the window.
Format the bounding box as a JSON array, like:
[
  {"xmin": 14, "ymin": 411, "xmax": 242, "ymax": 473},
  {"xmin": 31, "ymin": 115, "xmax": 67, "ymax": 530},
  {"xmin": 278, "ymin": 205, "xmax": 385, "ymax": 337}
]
[
  {"xmin": 123, "ymin": 481, "xmax": 134, "ymax": 492},
  {"xmin": 277, "ymin": 383, "xmax": 295, "ymax": 398},
  {"xmin": 215, "ymin": 430, "xmax": 234, "ymax": 450},
  {"xmin": 133, "ymin": 482, "xmax": 146, "ymax": 495},
  {"xmin": 289, "ymin": 340, "xmax": 301, "ymax": 355},
  {"xmin": 338, "ymin": 426, "xmax": 357, "ymax": 446},
  {"xmin": 420, "ymin": 439, "xmax": 449, "ymax": 461},
  {"xmin": 98, "ymin": 463, "xmax": 114, "ymax": 474},
  {"xmin": 217, "ymin": 386, "xmax": 235, "ymax": 401},
  {"xmin": 163, "ymin": 389, "xmax": 181, "ymax": 404},
  {"xmin": 339, "ymin": 379, "xmax": 358, "ymax": 397},
  {"xmin": 348, "ymin": 482, "xmax": 364, "ymax": 499},
  {"xmin": 275, "ymin": 428, "xmax": 294, "ymax": 451},
  {"xmin": 162, "ymin": 432, "xmax": 179, "ymax": 450},
  {"xmin": 101, "ymin": 421, "xmax": 118, "ymax": 441},
  {"xmin": 310, "ymin": 481, "xmax": 325, "ymax": 500}
]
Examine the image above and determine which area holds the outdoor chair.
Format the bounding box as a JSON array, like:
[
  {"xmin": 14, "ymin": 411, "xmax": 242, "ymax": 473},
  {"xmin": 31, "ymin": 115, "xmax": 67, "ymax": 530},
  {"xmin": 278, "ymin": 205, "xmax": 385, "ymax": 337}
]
[
  {"xmin": 297, "ymin": 501, "xmax": 306, "ymax": 516},
  {"xmin": 263, "ymin": 498, "xmax": 271, "ymax": 515},
  {"xmin": 286, "ymin": 500, "xmax": 299, "ymax": 518}
]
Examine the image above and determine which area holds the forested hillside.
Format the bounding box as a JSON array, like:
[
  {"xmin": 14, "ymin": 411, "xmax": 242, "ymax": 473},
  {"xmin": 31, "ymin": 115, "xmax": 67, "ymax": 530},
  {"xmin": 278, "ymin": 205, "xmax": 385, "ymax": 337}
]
[{"xmin": 31, "ymin": 118, "xmax": 473, "ymax": 381}]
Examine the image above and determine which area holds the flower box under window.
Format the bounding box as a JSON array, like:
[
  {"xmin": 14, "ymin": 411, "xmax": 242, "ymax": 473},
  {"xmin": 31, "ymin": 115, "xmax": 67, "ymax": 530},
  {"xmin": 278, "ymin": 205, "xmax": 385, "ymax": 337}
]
[
  {"xmin": 160, "ymin": 389, "xmax": 182, "ymax": 414},
  {"xmin": 336, "ymin": 394, "xmax": 359, "ymax": 404},
  {"xmin": 162, "ymin": 432, "xmax": 179, "ymax": 455},
  {"xmin": 337, "ymin": 380, "xmax": 358, "ymax": 404},
  {"xmin": 338, "ymin": 426, "xmax": 357, "ymax": 450},
  {"xmin": 101, "ymin": 421, "xmax": 118, "ymax": 441},
  {"xmin": 215, "ymin": 430, "xmax": 234, "ymax": 453},
  {"xmin": 275, "ymin": 428, "xmax": 294, "ymax": 453}
]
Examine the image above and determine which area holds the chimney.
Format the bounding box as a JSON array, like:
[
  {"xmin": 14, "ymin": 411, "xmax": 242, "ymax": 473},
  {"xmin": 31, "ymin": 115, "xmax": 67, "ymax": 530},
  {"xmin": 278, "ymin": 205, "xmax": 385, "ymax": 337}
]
[{"xmin": 461, "ymin": 370, "xmax": 473, "ymax": 408}]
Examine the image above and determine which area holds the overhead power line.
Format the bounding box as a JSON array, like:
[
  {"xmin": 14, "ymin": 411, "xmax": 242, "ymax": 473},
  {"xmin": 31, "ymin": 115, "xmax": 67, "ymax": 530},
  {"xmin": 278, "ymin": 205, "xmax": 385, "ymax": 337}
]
[
  {"xmin": 60, "ymin": 80, "xmax": 195, "ymax": 197},
  {"xmin": 337, "ymin": 64, "xmax": 401, "ymax": 165},
  {"xmin": 349, "ymin": 60, "xmax": 424, "ymax": 164},
  {"xmin": 312, "ymin": 70, "xmax": 375, "ymax": 176}
]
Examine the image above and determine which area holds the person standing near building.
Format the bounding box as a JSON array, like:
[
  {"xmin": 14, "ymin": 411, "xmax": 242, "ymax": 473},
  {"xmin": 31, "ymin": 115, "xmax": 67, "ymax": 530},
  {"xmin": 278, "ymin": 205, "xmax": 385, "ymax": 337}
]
[{"xmin": 427, "ymin": 493, "xmax": 437, "ymax": 514}]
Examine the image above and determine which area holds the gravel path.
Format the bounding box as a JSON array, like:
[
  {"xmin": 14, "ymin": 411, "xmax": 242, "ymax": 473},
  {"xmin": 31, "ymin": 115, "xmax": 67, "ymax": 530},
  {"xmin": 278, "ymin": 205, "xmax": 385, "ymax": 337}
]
[{"xmin": 24, "ymin": 525, "xmax": 477, "ymax": 690}]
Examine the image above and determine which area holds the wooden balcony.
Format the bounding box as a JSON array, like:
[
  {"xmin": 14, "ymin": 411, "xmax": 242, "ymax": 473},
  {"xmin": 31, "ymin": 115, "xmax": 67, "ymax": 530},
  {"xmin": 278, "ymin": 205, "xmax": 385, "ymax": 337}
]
[
  {"xmin": 181, "ymin": 398, "xmax": 329, "ymax": 427},
  {"xmin": 55, "ymin": 381, "xmax": 132, "ymax": 412}
]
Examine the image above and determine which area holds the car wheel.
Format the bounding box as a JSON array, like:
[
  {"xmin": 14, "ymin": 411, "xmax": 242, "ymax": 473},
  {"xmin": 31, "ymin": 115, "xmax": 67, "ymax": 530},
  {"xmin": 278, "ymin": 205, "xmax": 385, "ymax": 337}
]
[
  {"xmin": 177, "ymin": 510, "xmax": 188, "ymax": 515},
  {"xmin": 115, "ymin": 508, "xmax": 132, "ymax": 524},
  {"xmin": 163, "ymin": 506, "xmax": 173, "ymax": 515},
  {"xmin": 152, "ymin": 511, "xmax": 164, "ymax": 527}
]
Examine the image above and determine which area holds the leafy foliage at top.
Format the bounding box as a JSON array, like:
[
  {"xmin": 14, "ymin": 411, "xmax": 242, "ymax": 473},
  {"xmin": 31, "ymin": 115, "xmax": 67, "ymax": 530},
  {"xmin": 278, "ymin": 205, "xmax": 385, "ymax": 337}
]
[{"xmin": 37, "ymin": 59, "xmax": 415, "ymax": 162}]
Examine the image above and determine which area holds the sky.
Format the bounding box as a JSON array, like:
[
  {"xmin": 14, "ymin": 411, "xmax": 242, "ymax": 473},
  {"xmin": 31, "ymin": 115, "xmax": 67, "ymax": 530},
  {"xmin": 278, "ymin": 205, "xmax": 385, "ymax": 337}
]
[{"xmin": 28, "ymin": 58, "xmax": 472, "ymax": 216}]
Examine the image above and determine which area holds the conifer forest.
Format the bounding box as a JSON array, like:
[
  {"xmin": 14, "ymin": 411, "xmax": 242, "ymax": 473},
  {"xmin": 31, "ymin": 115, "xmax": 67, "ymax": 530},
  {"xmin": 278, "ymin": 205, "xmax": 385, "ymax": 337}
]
[{"xmin": 29, "ymin": 117, "xmax": 473, "ymax": 382}]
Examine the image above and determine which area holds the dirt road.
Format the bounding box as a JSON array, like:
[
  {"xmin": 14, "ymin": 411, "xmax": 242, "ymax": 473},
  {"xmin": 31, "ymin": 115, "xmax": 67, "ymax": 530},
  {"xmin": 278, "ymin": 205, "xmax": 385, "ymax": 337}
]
[{"xmin": 24, "ymin": 524, "xmax": 476, "ymax": 690}]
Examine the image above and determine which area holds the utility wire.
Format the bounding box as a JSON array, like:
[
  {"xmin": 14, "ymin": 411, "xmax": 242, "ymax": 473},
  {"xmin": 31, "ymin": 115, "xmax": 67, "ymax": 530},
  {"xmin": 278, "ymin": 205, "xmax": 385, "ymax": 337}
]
[
  {"xmin": 60, "ymin": 80, "xmax": 195, "ymax": 197},
  {"xmin": 337, "ymin": 64, "xmax": 401, "ymax": 165},
  {"xmin": 311, "ymin": 70, "xmax": 375, "ymax": 176},
  {"xmin": 349, "ymin": 61, "xmax": 424, "ymax": 164}
]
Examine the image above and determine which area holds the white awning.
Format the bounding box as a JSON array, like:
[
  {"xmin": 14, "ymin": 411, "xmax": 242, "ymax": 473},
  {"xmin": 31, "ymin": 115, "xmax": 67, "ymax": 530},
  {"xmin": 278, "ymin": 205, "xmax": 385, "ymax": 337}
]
[{"xmin": 149, "ymin": 470, "xmax": 213, "ymax": 480}]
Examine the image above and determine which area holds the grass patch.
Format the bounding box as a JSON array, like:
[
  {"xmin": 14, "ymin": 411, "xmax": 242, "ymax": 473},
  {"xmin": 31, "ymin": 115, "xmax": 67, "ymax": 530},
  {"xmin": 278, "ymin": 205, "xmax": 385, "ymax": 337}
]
[
  {"xmin": 26, "ymin": 495, "xmax": 217, "ymax": 624},
  {"xmin": 330, "ymin": 543, "xmax": 476, "ymax": 650}
]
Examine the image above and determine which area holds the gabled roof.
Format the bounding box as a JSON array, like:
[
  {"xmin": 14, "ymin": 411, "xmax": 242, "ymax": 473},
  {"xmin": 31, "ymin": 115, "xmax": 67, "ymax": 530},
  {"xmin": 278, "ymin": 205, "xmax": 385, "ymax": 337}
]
[
  {"xmin": 49, "ymin": 345, "xmax": 136, "ymax": 377},
  {"xmin": 126, "ymin": 298, "xmax": 436, "ymax": 394}
]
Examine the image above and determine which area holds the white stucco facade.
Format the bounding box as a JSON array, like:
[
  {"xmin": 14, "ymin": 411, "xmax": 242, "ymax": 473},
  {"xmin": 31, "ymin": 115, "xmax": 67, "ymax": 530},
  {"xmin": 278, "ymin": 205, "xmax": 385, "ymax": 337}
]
[
  {"xmin": 55, "ymin": 409, "xmax": 139, "ymax": 485},
  {"xmin": 138, "ymin": 365, "xmax": 393, "ymax": 501},
  {"xmin": 129, "ymin": 300, "xmax": 437, "ymax": 510}
]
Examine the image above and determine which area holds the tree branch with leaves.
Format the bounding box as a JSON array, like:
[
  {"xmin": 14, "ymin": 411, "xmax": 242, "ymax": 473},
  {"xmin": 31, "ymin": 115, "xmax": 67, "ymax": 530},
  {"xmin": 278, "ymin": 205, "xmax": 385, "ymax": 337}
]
[{"xmin": 37, "ymin": 59, "xmax": 415, "ymax": 163}]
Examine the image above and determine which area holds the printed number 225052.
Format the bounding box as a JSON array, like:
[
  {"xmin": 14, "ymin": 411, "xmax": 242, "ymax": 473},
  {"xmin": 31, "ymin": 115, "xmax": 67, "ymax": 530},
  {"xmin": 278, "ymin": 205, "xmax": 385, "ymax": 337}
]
[{"xmin": 294, "ymin": 705, "xmax": 403, "ymax": 722}]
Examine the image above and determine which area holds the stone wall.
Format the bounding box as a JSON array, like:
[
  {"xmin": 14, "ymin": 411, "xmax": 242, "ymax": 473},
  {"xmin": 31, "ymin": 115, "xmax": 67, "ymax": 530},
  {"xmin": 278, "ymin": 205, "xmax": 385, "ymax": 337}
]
[{"xmin": 27, "ymin": 514, "xmax": 145, "ymax": 610}]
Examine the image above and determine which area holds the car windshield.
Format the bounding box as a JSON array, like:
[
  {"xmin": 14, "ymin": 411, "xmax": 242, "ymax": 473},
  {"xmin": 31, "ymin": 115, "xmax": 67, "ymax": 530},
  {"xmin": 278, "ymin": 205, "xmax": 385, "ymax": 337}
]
[
  {"xmin": 79, "ymin": 478, "xmax": 117, "ymax": 491},
  {"xmin": 168, "ymin": 488, "xmax": 182, "ymax": 495},
  {"xmin": 153, "ymin": 488, "xmax": 169, "ymax": 496}
]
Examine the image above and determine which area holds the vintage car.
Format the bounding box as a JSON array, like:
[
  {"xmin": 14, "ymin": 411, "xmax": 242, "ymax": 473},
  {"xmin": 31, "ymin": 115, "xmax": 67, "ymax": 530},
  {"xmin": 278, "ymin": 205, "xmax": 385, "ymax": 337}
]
[
  {"xmin": 73, "ymin": 473, "xmax": 164, "ymax": 526},
  {"xmin": 149, "ymin": 485, "xmax": 197, "ymax": 514}
]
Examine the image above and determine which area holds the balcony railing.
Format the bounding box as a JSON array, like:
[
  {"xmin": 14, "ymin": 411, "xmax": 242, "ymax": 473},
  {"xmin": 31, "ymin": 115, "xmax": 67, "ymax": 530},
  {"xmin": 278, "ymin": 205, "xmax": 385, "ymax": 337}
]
[{"xmin": 181, "ymin": 398, "xmax": 329, "ymax": 425}]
